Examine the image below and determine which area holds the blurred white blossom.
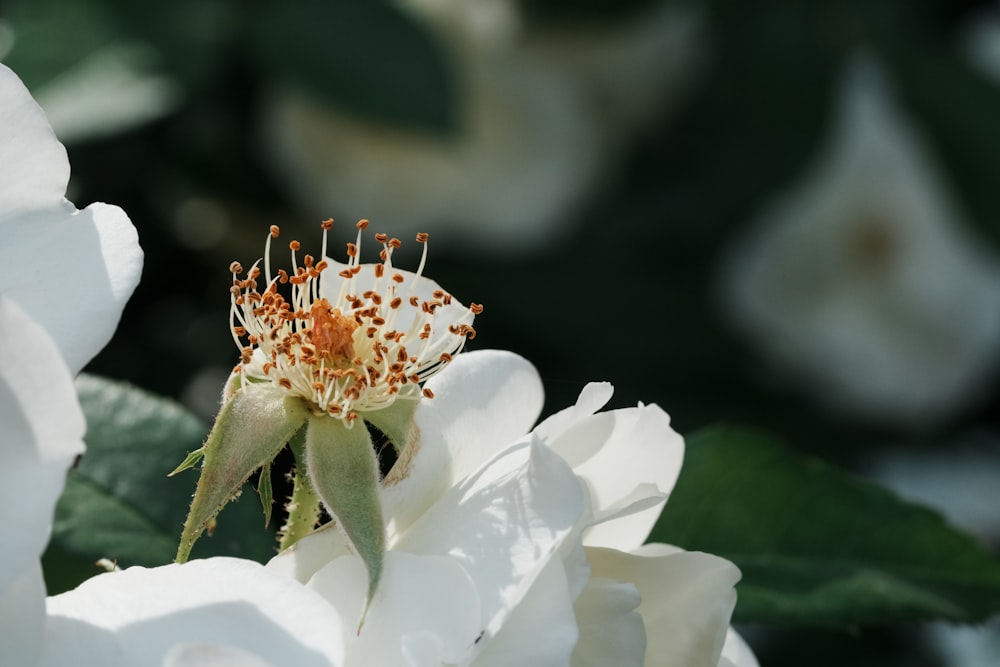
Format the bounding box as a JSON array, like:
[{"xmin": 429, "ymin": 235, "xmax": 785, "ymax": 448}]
[
  {"xmin": 262, "ymin": 0, "xmax": 701, "ymax": 252},
  {"xmin": 270, "ymin": 350, "xmax": 757, "ymax": 666},
  {"xmin": 721, "ymin": 57, "xmax": 1000, "ymax": 426},
  {"xmin": 964, "ymin": 2, "xmax": 1000, "ymax": 83},
  {"xmin": 33, "ymin": 43, "xmax": 182, "ymax": 144}
]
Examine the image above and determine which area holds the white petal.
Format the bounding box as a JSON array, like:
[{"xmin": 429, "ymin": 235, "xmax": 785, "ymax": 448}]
[
  {"xmin": 307, "ymin": 551, "xmax": 480, "ymax": 665},
  {"xmin": 0, "ymin": 297, "xmax": 84, "ymax": 602},
  {"xmin": 162, "ymin": 643, "xmax": 276, "ymax": 667},
  {"xmin": 0, "ymin": 562, "xmax": 46, "ymax": 666},
  {"xmin": 400, "ymin": 632, "xmax": 444, "ymax": 667},
  {"xmin": 570, "ymin": 576, "xmax": 645, "ymax": 667},
  {"xmin": 533, "ymin": 382, "xmax": 614, "ymax": 444},
  {"xmin": 381, "ymin": 349, "xmax": 544, "ymax": 540},
  {"xmin": 317, "ymin": 259, "xmax": 473, "ymax": 344},
  {"xmin": 0, "ymin": 64, "xmax": 69, "ymax": 216},
  {"xmin": 0, "ymin": 65, "xmax": 143, "ymax": 372},
  {"xmin": 42, "ymin": 558, "xmax": 346, "ymax": 667},
  {"xmin": 717, "ymin": 628, "xmax": 759, "ymax": 667},
  {"xmin": 397, "ymin": 438, "xmax": 585, "ymax": 647},
  {"xmin": 545, "ymin": 403, "xmax": 683, "ymax": 550},
  {"xmin": 474, "ymin": 556, "xmax": 579, "ymax": 667},
  {"xmin": 266, "ymin": 522, "xmax": 352, "ymax": 584},
  {"xmin": 1, "ymin": 200, "xmax": 143, "ymax": 374},
  {"xmin": 586, "ymin": 546, "xmax": 740, "ymax": 667}
]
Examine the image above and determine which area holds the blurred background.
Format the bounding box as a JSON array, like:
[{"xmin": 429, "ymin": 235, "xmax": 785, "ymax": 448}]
[{"xmin": 4, "ymin": 0, "xmax": 1000, "ymax": 663}]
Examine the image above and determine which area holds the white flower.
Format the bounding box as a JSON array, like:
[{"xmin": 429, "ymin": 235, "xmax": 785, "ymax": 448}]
[
  {"xmin": 0, "ymin": 63, "xmax": 143, "ymax": 374},
  {"xmin": 175, "ymin": 222, "xmax": 482, "ymax": 604},
  {"xmin": 269, "ymin": 349, "xmax": 757, "ymax": 666},
  {"xmin": 229, "ymin": 220, "xmax": 478, "ymax": 422},
  {"xmin": 720, "ymin": 56, "xmax": 1000, "ymax": 425},
  {"xmin": 261, "ymin": 0, "xmax": 701, "ymax": 252},
  {"xmin": 0, "ymin": 63, "xmax": 347, "ymax": 667}
]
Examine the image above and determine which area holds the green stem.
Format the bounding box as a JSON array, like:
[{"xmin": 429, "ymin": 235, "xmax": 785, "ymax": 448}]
[{"xmin": 278, "ymin": 432, "xmax": 321, "ymax": 551}]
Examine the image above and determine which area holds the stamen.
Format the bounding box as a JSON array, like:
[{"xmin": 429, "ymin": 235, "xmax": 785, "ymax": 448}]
[{"xmin": 227, "ymin": 221, "xmax": 480, "ymax": 424}]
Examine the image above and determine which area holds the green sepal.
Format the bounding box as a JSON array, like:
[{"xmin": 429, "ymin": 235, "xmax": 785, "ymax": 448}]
[
  {"xmin": 278, "ymin": 429, "xmax": 322, "ymax": 550},
  {"xmin": 362, "ymin": 398, "xmax": 418, "ymax": 457},
  {"xmin": 257, "ymin": 460, "xmax": 274, "ymax": 529},
  {"xmin": 175, "ymin": 385, "xmax": 309, "ymax": 562},
  {"xmin": 168, "ymin": 446, "xmax": 205, "ymax": 477},
  {"xmin": 305, "ymin": 415, "xmax": 386, "ymax": 621}
]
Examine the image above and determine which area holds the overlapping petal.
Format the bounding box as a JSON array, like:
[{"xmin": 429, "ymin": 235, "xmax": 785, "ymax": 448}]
[
  {"xmin": 539, "ymin": 396, "xmax": 684, "ymax": 550},
  {"xmin": 395, "ymin": 438, "xmax": 584, "ymax": 646},
  {"xmin": 41, "ymin": 558, "xmax": 346, "ymax": 667},
  {"xmin": 0, "ymin": 296, "xmax": 85, "ymax": 664},
  {"xmin": 270, "ymin": 349, "xmax": 752, "ymax": 666},
  {"xmin": 308, "ymin": 552, "xmax": 479, "ymax": 665},
  {"xmin": 586, "ymin": 545, "xmax": 741, "ymax": 667},
  {"xmin": 380, "ymin": 349, "xmax": 544, "ymax": 539},
  {"xmin": 0, "ymin": 64, "xmax": 142, "ymax": 373}
]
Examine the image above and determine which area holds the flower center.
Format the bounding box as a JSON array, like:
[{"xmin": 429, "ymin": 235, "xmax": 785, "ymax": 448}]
[
  {"xmin": 309, "ymin": 299, "xmax": 358, "ymax": 363},
  {"xmin": 228, "ymin": 219, "xmax": 481, "ymax": 424}
]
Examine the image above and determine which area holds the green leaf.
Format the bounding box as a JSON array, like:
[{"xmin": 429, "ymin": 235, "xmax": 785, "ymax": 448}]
[
  {"xmin": 651, "ymin": 427, "xmax": 1000, "ymax": 626},
  {"xmin": 306, "ymin": 414, "xmax": 385, "ymax": 622},
  {"xmin": 176, "ymin": 384, "xmax": 309, "ymax": 562},
  {"xmin": 43, "ymin": 375, "xmax": 280, "ymax": 594},
  {"xmin": 248, "ymin": 0, "xmax": 457, "ymax": 134}
]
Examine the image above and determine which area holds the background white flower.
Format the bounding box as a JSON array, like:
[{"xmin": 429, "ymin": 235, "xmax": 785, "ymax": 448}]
[
  {"xmin": 720, "ymin": 56, "xmax": 1000, "ymax": 426},
  {"xmin": 262, "ymin": 0, "xmax": 701, "ymax": 252},
  {"xmin": 270, "ymin": 349, "xmax": 757, "ymax": 666}
]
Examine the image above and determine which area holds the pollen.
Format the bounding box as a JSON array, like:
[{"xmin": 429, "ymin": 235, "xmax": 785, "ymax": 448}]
[
  {"xmin": 309, "ymin": 299, "xmax": 357, "ymax": 361},
  {"xmin": 228, "ymin": 219, "xmax": 480, "ymax": 423}
]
